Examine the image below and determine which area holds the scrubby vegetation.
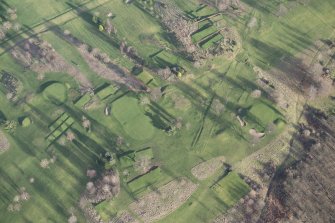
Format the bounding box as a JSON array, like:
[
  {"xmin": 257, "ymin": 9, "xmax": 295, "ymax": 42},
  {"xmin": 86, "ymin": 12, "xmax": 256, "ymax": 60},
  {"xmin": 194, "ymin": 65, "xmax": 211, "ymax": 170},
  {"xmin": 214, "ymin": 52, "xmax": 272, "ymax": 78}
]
[{"xmin": 0, "ymin": 0, "xmax": 334, "ymax": 222}]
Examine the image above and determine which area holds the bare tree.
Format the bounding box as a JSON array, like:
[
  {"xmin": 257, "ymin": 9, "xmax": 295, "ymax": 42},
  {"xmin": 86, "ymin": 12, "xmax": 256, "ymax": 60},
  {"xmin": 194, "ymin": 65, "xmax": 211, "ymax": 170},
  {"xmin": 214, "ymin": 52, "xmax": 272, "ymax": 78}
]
[
  {"xmin": 20, "ymin": 191, "xmax": 30, "ymax": 201},
  {"xmin": 82, "ymin": 116, "xmax": 91, "ymax": 131},
  {"xmin": 2, "ymin": 21, "xmax": 12, "ymax": 31},
  {"xmin": 40, "ymin": 159, "xmax": 50, "ymax": 168},
  {"xmin": 105, "ymin": 18, "xmax": 116, "ymax": 35},
  {"xmin": 66, "ymin": 131, "xmax": 76, "ymax": 142}
]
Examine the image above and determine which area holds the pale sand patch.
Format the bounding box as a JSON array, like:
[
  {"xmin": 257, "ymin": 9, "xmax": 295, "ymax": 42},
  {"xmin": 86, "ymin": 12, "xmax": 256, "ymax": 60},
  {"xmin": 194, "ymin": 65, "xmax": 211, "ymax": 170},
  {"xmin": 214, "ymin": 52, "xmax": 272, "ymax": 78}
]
[
  {"xmin": 191, "ymin": 156, "xmax": 225, "ymax": 180},
  {"xmin": 129, "ymin": 178, "xmax": 197, "ymax": 222},
  {"xmin": 249, "ymin": 129, "xmax": 265, "ymax": 138}
]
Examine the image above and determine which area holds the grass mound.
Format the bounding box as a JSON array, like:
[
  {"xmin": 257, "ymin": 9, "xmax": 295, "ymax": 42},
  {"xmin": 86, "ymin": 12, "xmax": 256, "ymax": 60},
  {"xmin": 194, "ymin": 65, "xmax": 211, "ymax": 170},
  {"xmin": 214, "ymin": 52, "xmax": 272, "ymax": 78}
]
[
  {"xmin": 112, "ymin": 96, "xmax": 154, "ymax": 141},
  {"xmin": 42, "ymin": 82, "xmax": 67, "ymax": 104}
]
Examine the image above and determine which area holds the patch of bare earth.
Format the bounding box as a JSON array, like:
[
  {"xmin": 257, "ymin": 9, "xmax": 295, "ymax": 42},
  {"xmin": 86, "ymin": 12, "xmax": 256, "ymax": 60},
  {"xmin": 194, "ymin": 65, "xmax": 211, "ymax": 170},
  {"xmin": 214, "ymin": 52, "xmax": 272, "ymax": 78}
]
[
  {"xmin": 129, "ymin": 178, "xmax": 198, "ymax": 222},
  {"xmin": 11, "ymin": 38, "xmax": 92, "ymax": 88},
  {"xmin": 191, "ymin": 156, "xmax": 225, "ymax": 180},
  {"xmin": 0, "ymin": 130, "xmax": 10, "ymax": 153}
]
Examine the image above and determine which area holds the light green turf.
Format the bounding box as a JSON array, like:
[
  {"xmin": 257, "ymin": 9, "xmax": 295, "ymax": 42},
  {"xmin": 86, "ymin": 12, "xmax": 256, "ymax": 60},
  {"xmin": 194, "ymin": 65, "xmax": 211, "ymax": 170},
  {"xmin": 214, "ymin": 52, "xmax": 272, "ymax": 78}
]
[{"xmin": 112, "ymin": 96, "xmax": 154, "ymax": 141}]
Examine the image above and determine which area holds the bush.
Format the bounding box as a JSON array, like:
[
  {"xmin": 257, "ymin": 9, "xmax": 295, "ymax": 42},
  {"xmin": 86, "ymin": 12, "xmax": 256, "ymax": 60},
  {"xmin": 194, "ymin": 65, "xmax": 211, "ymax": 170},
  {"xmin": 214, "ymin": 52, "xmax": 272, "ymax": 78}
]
[{"xmin": 1, "ymin": 120, "xmax": 17, "ymax": 133}]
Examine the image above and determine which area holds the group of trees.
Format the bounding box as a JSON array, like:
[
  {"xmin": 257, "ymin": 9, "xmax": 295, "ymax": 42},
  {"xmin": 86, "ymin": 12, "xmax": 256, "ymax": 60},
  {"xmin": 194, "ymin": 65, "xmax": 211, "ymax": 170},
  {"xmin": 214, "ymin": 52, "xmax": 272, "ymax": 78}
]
[
  {"xmin": 260, "ymin": 107, "xmax": 335, "ymax": 223},
  {"xmin": 0, "ymin": 71, "xmax": 21, "ymax": 101},
  {"xmin": 80, "ymin": 170, "xmax": 120, "ymax": 223},
  {"xmin": 0, "ymin": 8, "xmax": 20, "ymax": 40},
  {"xmin": 39, "ymin": 155, "xmax": 56, "ymax": 169},
  {"xmin": 154, "ymin": 1, "xmax": 198, "ymax": 54},
  {"xmin": 7, "ymin": 187, "xmax": 30, "ymax": 213},
  {"xmin": 84, "ymin": 170, "xmax": 120, "ymax": 204}
]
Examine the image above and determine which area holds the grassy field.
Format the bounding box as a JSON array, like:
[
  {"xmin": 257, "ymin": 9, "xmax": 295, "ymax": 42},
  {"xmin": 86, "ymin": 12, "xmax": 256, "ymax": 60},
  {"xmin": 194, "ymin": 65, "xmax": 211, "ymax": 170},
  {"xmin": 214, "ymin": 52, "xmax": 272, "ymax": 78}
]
[{"xmin": 0, "ymin": 0, "xmax": 333, "ymax": 222}]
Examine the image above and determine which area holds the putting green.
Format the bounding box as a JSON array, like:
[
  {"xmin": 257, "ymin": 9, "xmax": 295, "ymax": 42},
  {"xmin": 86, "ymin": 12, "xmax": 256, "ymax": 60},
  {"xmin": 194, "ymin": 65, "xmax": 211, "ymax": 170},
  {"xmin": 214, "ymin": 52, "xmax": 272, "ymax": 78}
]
[
  {"xmin": 112, "ymin": 96, "xmax": 154, "ymax": 141},
  {"xmin": 42, "ymin": 82, "xmax": 67, "ymax": 104},
  {"xmin": 20, "ymin": 116, "xmax": 32, "ymax": 127}
]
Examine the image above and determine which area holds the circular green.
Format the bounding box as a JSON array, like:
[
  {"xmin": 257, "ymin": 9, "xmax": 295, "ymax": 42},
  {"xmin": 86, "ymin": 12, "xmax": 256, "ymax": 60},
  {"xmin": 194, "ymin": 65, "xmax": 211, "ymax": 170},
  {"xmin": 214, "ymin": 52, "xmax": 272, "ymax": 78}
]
[{"xmin": 43, "ymin": 83, "xmax": 67, "ymax": 104}]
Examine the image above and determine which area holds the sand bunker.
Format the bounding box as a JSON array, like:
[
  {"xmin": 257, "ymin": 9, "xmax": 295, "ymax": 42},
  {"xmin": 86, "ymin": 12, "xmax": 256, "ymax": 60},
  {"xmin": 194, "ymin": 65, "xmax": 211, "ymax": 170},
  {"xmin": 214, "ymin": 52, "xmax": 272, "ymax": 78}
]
[{"xmin": 249, "ymin": 129, "xmax": 265, "ymax": 138}]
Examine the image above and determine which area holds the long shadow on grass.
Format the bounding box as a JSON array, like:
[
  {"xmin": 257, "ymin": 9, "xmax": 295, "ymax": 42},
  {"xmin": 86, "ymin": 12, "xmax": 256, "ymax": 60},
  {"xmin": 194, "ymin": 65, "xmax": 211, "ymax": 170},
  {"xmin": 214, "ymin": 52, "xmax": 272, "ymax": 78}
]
[
  {"xmin": 195, "ymin": 75, "xmax": 278, "ymax": 130},
  {"xmin": 0, "ymin": 168, "xmax": 20, "ymax": 200},
  {"xmin": 60, "ymin": 103, "xmax": 121, "ymax": 154},
  {"xmin": 32, "ymin": 179, "xmax": 69, "ymax": 220},
  {"xmin": 12, "ymin": 136, "xmax": 37, "ymax": 157},
  {"xmin": 211, "ymin": 71, "xmax": 283, "ymax": 116},
  {"xmin": 0, "ymin": 0, "xmax": 94, "ymax": 57},
  {"xmin": 241, "ymin": 0, "xmax": 278, "ymax": 15},
  {"xmin": 27, "ymin": 104, "xmax": 55, "ymax": 127},
  {"xmin": 53, "ymin": 142, "xmax": 94, "ymax": 176},
  {"xmin": 174, "ymin": 81, "xmax": 248, "ymax": 142},
  {"xmin": 248, "ymin": 29, "xmax": 321, "ymax": 93},
  {"xmin": 65, "ymin": 2, "xmax": 120, "ymax": 49}
]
